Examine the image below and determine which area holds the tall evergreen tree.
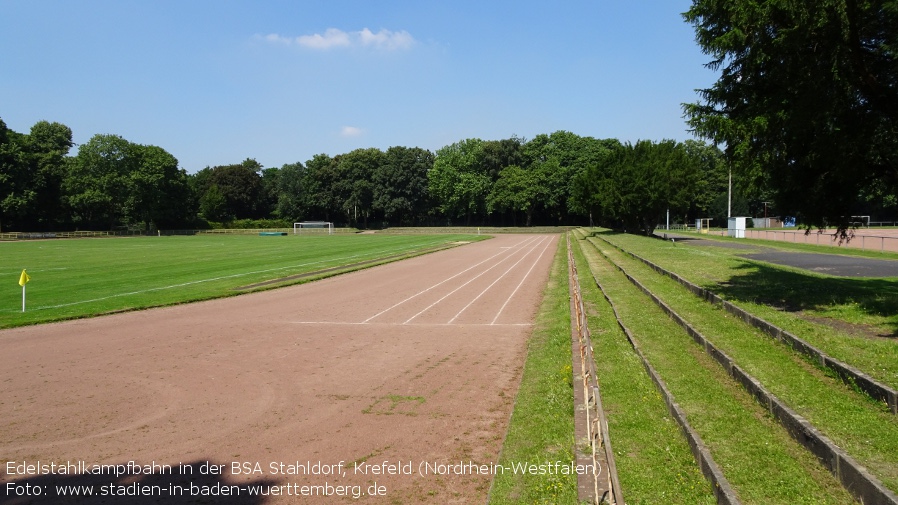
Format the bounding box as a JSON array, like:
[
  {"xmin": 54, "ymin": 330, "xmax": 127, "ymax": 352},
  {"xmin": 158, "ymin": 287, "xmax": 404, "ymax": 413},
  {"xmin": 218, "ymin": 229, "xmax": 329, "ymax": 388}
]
[{"xmin": 684, "ymin": 0, "xmax": 898, "ymax": 236}]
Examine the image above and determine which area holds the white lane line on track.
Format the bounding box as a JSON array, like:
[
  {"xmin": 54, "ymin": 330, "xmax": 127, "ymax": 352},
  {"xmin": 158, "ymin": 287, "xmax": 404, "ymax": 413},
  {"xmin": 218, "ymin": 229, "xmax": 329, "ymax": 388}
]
[
  {"xmin": 361, "ymin": 236, "xmax": 540, "ymax": 323},
  {"xmin": 490, "ymin": 235, "xmax": 555, "ymax": 325},
  {"xmin": 401, "ymin": 237, "xmax": 543, "ymax": 325},
  {"xmin": 291, "ymin": 321, "xmax": 532, "ymax": 327},
  {"xmin": 446, "ymin": 236, "xmax": 550, "ymax": 324}
]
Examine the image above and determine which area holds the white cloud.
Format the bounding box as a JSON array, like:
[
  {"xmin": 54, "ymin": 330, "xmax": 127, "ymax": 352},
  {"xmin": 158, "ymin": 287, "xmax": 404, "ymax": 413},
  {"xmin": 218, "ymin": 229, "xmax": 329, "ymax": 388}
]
[
  {"xmin": 263, "ymin": 33, "xmax": 292, "ymax": 45},
  {"xmin": 297, "ymin": 28, "xmax": 352, "ymax": 49},
  {"xmin": 340, "ymin": 126, "xmax": 364, "ymax": 137},
  {"xmin": 260, "ymin": 28, "xmax": 415, "ymax": 51},
  {"xmin": 357, "ymin": 28, "xmax": 415, "ymax": 50}
]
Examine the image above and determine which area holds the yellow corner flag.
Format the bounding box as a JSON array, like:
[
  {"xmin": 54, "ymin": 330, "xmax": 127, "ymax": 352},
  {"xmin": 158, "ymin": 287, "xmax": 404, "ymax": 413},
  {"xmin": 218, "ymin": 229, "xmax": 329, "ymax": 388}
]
[{"xmin": 19, "ymin": 269, "xmax": 30, "ymax": 312}]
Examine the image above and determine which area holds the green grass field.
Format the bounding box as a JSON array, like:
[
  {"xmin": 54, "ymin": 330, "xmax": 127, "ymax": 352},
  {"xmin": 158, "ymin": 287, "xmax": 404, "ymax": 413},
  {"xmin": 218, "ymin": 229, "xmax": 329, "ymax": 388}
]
[
  {"xmin": 593, "ymin": 230, "xmax": 898, "ymax": 390},
  {"xmin": 487, "ymin": 229, "xmax": 898, "ymax": 502},
  {"xmin": 583, "ymin": 232, "xmax": 898, "ymax": 496},
  {"xmin": 571, "ymin": 234, "xmax": 718, "ymax": 504},
  {"xmin": 488, "ymin": 237, "xmax": 579, "ymax": 505},
  {"xmin": 0, "ymin": 233, "xmax": 483, "ymax": 328}
]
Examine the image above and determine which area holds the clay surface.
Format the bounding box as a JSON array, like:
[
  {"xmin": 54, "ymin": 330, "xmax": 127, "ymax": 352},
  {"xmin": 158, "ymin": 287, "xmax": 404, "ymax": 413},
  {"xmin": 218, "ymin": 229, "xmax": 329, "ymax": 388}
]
[{"xmin": 1, "ymin": 234, "xmax": 558, "ymax": 504}]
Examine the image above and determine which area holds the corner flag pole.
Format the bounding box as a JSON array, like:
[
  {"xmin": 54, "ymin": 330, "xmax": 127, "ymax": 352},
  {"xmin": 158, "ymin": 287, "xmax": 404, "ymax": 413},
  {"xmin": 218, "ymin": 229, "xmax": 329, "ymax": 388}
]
[{"xmin": 19, "ymin": 269, "xmax": 30, "ymax": 312}]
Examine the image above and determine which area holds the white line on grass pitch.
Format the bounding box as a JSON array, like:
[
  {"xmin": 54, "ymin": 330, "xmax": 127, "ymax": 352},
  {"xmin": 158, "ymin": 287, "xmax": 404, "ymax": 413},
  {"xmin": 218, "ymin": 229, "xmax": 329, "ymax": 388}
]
[{"xmin": 24, "ymin": 238, "xmax": 456, "ymax": 312}]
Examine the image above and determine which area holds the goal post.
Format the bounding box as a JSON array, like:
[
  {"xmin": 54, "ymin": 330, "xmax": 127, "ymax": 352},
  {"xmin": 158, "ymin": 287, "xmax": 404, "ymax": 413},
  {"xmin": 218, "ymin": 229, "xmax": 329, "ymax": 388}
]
[{"xmin": 293, "ymin": 221, "xmax": 334, "ymax": 235}]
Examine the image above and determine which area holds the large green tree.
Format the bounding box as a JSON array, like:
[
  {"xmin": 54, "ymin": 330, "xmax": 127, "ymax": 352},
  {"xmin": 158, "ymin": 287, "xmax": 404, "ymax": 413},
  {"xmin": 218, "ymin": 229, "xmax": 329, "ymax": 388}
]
[
  {"xmin": 65, "ymin": 134, "xmax": 137, "ymax": 229},
  {"xmin": 682, "ymin": 139, "xmax": 737, "ymax": 225},
  {"xmin": 275, "ymin": 162, "xmax": 306, "ymax": 221},
  {"xmin": 683, "ymin": 0, "xmax": 898, "ymax": 236},
  {"xmin": 336, "ymin": 148, "xmax": 383, "ymax": 228},
  {"xmin": 200, "ymin": 159, "xmax": 264, "ymax": 221},
  {"xmin": 568, "ymin": 138, "xmax": 624, "ymax": 222},
  {"xmin": 0, "ymin": 119, "xmax": 74, "ymax": 231},
  {"xmin": 0, "ymin": 119, "xmax": 29, "ymax": 232},
  {"xmin": 481, "ymin": 137, "xmax": 524, "ymax": 180},
  {"xmin": 428, "ymin": 138, "xmax": 491, "ymax": 225},
  {"xmin": 199, "ymin": 183, "xmax": 229, "ymax": 222},
  {"xmin": 302, "ymin": 153, "xmax": 341, "ymax": 222},
  {"xmin": 374, "ymin": 146, "xmax": 433, "ymax": 226},
  {"xmin": 259, "ymin": 166, "xmax": 280, "ymax": 219},
  {"xmin": 523, "ymin": 131, "xmax": 617, "ymax": 223},
  {"xmin": 488, "ymin": 163, "xmax": 553, "ymax": 226},
  {"xmin": 25, "ymin": 121, "xmax": 74, "ymax": 229},
  {"xmin": 126, "ymin": 144, "xmax": 193, "ymax": 230},
  {"xmin": 584, "ymin": 140, "xmax": 701, "ymax": 235},
  {"xmin": 66, "ymin": 134, "xmax": 192, "ymax": 230}
]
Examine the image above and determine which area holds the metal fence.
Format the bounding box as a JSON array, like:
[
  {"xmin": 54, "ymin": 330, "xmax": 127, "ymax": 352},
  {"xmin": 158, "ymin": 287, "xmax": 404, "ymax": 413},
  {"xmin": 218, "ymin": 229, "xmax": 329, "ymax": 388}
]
[
  {"xmin": 0, "ymin": 230, "xmax": 148, "ymax": 240},
  {"xmin": 0, "ymin": 228, "xmax": 359, "ymax": 240}
]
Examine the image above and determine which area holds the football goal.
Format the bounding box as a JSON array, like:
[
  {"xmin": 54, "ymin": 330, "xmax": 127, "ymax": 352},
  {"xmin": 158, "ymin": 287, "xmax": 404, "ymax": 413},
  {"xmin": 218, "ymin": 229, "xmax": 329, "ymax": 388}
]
[{"xmin": 293, "ymin": 221, "xmax": 334, "ymax": 235}]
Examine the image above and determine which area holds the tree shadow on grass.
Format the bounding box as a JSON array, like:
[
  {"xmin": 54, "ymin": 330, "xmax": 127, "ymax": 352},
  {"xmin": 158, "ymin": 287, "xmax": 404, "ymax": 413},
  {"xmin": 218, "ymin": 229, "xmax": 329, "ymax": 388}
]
[
  {"xmin": 2, "ymin": 459, "xmax": 278, "ymax": 504},
  {"xmin": 715, "ymin": 260, "xmax": 898, "ymax": 338},
  {"xmin": 584, "ymin": 229, "xmax": 898, "ymax": 338}
]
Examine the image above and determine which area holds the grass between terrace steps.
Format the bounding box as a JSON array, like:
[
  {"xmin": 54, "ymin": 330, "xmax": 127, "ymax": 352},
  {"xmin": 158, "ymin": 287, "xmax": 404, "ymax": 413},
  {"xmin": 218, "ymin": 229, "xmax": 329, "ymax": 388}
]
[
  {"xmin": 595, "ymin": 230, "xmax": 898, "ymax": 392},
  {"xmin": 588, "ymin": 232, "xmax": 898, "ymax": 493},
  {"xmin": 488, "ymin": 236, "xmax": 579, "ymax": 505},
  {"xmin": 0, "ymin": 233, "xmax": 485, "ymax": 329},
  {"xmin": 578, "ymin": 236, "xmax": 854, "ymax": 504},
  {"xmin": 571, "ymin": 234, "xmax": 716, "ymax": 504}
]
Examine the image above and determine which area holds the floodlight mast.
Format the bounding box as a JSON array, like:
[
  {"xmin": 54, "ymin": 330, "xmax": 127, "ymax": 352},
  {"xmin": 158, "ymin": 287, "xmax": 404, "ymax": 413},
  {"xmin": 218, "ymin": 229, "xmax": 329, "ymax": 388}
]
[{"xmin": 728, "ymin": 167, "xmax": 732, "ymax": 218}]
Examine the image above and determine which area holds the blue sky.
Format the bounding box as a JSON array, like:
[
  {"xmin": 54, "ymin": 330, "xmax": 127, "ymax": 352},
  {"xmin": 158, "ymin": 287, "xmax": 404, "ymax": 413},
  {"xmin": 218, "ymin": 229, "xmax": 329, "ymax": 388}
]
[{"xmin": 0, "ymin": 1, "xmax": 717, "ymax": 173}]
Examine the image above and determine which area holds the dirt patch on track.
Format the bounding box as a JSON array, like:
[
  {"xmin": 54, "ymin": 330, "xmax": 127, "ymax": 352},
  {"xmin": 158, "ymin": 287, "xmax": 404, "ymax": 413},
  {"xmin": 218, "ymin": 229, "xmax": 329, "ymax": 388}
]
[{"xmin": 0, "ymin": 234, "xmax": 558, "ymax": 504}]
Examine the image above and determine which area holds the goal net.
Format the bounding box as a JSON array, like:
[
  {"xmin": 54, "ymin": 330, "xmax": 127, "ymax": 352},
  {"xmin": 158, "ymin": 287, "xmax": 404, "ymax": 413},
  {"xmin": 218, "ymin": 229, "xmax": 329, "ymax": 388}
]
[{"xmin": 294, "ymin": 221, "xmax": 334, "ymax": 235}]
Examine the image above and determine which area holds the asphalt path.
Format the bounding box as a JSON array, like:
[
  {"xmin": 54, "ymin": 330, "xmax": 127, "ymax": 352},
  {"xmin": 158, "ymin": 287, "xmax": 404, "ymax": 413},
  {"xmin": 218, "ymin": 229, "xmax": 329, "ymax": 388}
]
[
  {"xmin": 743, "ymin": 251, "xmax": 898, "ymax": 278},
  {"xmin": 661, "ymin": 233, "xmax": 898, "ymax": 278}
]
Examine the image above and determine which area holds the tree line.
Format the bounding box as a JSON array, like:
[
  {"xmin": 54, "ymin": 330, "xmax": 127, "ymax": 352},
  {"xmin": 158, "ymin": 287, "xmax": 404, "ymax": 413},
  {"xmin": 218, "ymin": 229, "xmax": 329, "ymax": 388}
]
[
  {"xmin": 7, "ymin": 115, "xmax": 890, "ymax": 234},
  {"xmin": 2, "ymin": 119, "xmax": 752, "ymax": 234},
  {"xmin": 6, "ymin": 2, "xmax": 897, "ymax": 236}
]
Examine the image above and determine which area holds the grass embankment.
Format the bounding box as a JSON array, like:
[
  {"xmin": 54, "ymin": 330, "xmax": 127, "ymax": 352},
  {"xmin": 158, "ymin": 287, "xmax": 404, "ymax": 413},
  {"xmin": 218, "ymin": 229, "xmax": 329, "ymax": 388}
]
[
  {"xmin": 577, "ymin": 233, "xmax": 854, "ymax": 503},
  {"xmin": 571, "ymin": 231, "xmax": 716, "ymax": 504},
  {"xmin": 0, "ymin": 233, "xmax": 484, "ymax": 328},
  {"xmin": 488, "ymin": 235, "xmax": 578, "ymax": 504},
  {"xmin": 587, "ymin": 230, "xmax": 898, "ymax": 494},
  {"xmin": 596, "ymin": 231, "xmax": 898, "ymax": 393}
]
